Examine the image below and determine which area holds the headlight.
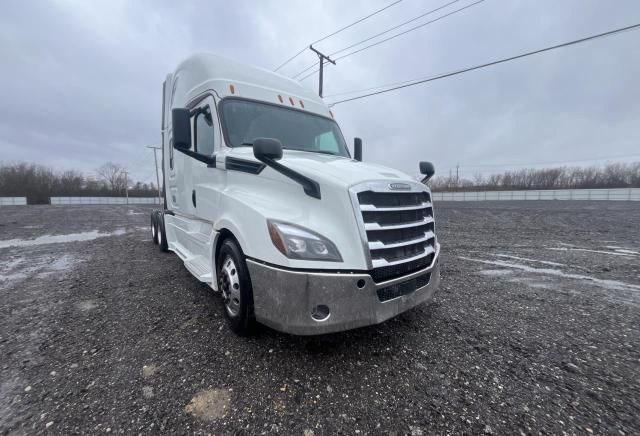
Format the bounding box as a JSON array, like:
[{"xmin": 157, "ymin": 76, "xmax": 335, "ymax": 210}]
[{"xmin": 267, "ymin": 220, "xmax": 342, "ymax": 262}]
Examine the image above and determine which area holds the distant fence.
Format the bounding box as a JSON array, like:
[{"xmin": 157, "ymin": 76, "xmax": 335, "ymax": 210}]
[
  {"xmin": 50, "ymin": 196, "xmax": 162, "ymax": 205},
  {"xmin": 0, "ymin": 197, "xmax": 27, "ymax": 206},
  {"xmin": 432, "ymin": 188, "xmax": 640, "ymax": 201}
]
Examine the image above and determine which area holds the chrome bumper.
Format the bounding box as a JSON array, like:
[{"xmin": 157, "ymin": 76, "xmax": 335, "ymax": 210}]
[{"xmin": 247, "ymin": 249, "xmax": 440, "ymax": 335}]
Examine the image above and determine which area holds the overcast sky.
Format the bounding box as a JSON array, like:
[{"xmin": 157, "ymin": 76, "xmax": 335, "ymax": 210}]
[{"xmin": 1, "ymin": 0, "xmax": 639, "ymax": 183}]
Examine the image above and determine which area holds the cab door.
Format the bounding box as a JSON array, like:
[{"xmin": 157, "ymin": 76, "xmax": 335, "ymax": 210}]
[{"xmin": 189, "ymin": 94, "xmax": 225, "ymax": 224}]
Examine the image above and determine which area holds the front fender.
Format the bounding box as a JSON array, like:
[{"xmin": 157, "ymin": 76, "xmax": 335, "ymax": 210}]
[{"xmin": 209, "ymin": 172, "xmax": 369, "ymax": 270}]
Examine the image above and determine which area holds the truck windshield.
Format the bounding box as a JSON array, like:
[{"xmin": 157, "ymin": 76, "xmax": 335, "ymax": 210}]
[{"xmin": 220, "ymin": 99, "xmax": 350, "ymax": 157}]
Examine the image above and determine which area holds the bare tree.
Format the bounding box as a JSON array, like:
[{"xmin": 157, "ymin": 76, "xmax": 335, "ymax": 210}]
[
  {"xmin": 0, "ymin": 162, "xmax": 160, "ymax": 203},
  {"xmin": 96, "ymin": 162, "xmax": 126, "ymax": 193}
]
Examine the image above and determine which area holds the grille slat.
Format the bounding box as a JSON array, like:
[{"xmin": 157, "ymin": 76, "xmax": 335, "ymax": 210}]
[
  {"xmin": 359, "ymin": 191, "xmax": 429, "ymax": 208},
  {"xmin": 371, "ymin": 245, "xmax": 435, "ymax": 268},
  {"xmin": 364, "ymin": 216, "xmax": 433, "ymax": 231},
  {"xmin": 360, "ymin": 202, "xmax": 431, "ymax": 212},
  {"xmin": 368, "ymin": 230, "xmax": 434, "ymax": 250},
  {"xmin": 362, "ymin": 208, "xmax": 432, "ymax": 226},
  {"xmin": 356, "ymin": 188, "xmax": 436, "ymax": 282}
]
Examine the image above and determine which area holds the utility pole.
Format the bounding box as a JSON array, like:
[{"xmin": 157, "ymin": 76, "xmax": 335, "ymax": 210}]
[
  {"xmin": 456, "ymin": 164, "xmax": 460, "ymax": 187},
  {"xmin": 309, "ymin": 45, "xmax": 336, "ymax": 98},
  {"xmin": 146, "ymin": 145, "xmax": 163, "ymax": 205}
]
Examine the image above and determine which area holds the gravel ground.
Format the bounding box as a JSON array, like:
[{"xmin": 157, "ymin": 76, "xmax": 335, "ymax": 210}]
[{"xmin": 0, "ymin": 202, "xmax": 639, "ymax": 435}]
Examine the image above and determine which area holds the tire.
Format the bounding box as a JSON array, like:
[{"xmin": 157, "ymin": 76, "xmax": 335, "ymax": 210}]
[
  {"xmin": 157, "ymin": 212, "xmax": 169, "ymax": 252},
  {"xmin": 217, "ymin": 238, "xmax": 256, "ymax": 336},
  {"xmin": 151, "ymin": 212, "xmax": 159, "ymax": 244}
]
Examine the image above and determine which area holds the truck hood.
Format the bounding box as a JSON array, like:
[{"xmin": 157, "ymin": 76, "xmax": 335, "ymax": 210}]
[{"xmin": 227, "ymin": 147, "xmax": 415, "ymax": 188}]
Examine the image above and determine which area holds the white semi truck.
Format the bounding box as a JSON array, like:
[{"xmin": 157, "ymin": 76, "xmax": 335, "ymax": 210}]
[{"xmin": 150, "ymin": 53, "xmax": 440, "ymax": 335}]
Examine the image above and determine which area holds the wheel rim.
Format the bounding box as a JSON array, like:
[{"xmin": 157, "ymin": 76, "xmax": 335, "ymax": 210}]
[
  {"xmin": 151, "ymin": 222, "xmax": 156, "ymax": 239},
  {"xmin": 219, "ymin": 256, "xmax": 241, "ymax": 317},
  {"xmin": 158, "ymin": 225, "xmax": 162, "ymax": 245}
]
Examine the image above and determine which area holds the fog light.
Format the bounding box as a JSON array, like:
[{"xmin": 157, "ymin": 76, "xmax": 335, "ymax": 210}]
[{"xmin": 311, "ymin": 305, "xmax": 330, "ymax": 321}]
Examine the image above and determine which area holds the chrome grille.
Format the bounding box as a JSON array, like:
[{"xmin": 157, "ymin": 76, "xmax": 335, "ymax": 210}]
[{"xmin": 351, "ymin": 182, "xmax": 436, "ymax": 283}]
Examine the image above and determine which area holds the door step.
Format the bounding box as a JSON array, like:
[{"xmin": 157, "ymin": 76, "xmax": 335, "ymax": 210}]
[{"xmin": 184, "ymin": 255, "xmax": 213, "ymax": 283}]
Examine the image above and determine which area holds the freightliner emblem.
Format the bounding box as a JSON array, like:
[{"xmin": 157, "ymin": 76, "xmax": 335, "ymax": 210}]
[{"xmin": 388, "ymin": 183, "xmax": 411, "ymax": 191}]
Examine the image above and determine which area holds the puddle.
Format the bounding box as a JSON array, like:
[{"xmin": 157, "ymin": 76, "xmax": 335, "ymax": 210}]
[
  {"xmin": 495, "ymin": 254, "xmax": 566, "ymax": 267},
  {"xmin": 477, "ymin": 269, "xmax": 513, "ymax": 277},
  {"xmin": 76, "ymin": 300, "xmax": 99, "ymax": 311},
  {"xmin": 547, "ymin": 247, "xmax": 637, "ymax": 257},
  {"xmin": 605, "ymin": 247, "xmax": 639, "ymax": 255},
  {"xmin": 507, "ymin": 276, "xmax": 554, "ymax": 290},
  {"xmin": 36, "ymin": 255, "xmax": 76, "ymax": 278},
  {"xmin": 459, "ymin": 256, "xmax": 640, "ymax": 292},
  {"xmin": 0, "ymin": 271, "xmax": 28, "ymax": 284},
  {"xmin": 0, "ymin": 229, "xmax": 128, "ymax": 249},
  {"xmin": 0, "ymin": 254, "xmax": 79, "ymax": 289}
]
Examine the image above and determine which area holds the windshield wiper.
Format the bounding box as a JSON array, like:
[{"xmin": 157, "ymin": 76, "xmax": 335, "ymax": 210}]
[{"xmin": 239, "ymin": 142, "xmax": 253, "ymax": 146}]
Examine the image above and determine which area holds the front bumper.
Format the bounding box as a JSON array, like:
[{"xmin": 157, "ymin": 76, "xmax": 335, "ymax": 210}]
[{"xmin": 247, "ymin": 248, "xmax": 440, "ymax": 335}]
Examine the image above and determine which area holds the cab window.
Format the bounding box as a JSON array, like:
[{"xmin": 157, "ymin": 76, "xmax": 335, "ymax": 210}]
[
  {"xmin": 194, "ymin": 106, "xmax": 215, "ymax": 156},
  {"xmin": 314, "ymin": 131, "xmax": 340, "ymax": 154}
]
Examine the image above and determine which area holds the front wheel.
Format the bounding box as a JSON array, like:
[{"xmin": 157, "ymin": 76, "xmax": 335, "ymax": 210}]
[{"xmin": 217, "ymin": 239, "xmax": 256, "ymax": 336}]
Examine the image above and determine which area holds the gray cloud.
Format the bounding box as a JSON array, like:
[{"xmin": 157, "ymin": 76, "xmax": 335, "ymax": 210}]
[{"xmin": 1, "ymin": 0, "xmax": 639, "ymax": 183}]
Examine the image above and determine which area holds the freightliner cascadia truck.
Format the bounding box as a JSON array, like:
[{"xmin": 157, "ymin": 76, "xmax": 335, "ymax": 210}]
[{"xmin": 150, "ymin": 53, "xmax": 439, "ymax": 335}]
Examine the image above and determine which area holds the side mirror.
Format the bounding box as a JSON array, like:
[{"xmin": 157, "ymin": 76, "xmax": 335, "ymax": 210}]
[
  {"xmin": 172, "ymin": 108, "xmax": 191, "ymax": 150},
  {"xmin": 419, "ymin": 161, "xmax": 435, "ymax": 182},
  {"xmin": 353, "ymin": 137, "xmax": 362, "ymax": 162},
  {"xmin": 253, "ymin": 138, "xmax": 283, "ymax": 161}
]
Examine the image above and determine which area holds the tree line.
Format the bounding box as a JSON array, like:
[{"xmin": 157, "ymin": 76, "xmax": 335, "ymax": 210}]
[
  {"xmin": 0, "ymin": 162, "xmax": 159, "ymax": 204},
  {"xmin": 427, "ymin": 162, "xmax": 640, "ymax": 192}
]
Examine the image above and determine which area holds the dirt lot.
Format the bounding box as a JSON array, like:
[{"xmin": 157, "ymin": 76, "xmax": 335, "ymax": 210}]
[{"xmin": 1, "ymin": 202, "xmax": 639, "ymax": 435}]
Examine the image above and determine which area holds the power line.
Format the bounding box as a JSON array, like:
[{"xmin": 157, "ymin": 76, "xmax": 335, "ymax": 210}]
[
  {"xmin": 292, "ymin": 0, "xmax": 465, "ymax": 79},
  {"xmin": 273, "ymin": 0, "xmax": 403, "ymax": 72},
  {"xmin": 294, "ymin": 0, "xmax": 485, "ymax": 80},
  {"xmin": 328, "ymin": 22, "xmax": 640, "ymax": 105},
  {"xmin": 324, "ymin": 76, "xmax": 430, "ymax": 98},
  {"xmin": 333, "ymin": 0, "xmax": 463, "ymax": 57}
]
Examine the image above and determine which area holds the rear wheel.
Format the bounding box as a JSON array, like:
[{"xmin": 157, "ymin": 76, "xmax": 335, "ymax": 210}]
[
  {"xmin": 150, "ymin": 213, "xmax": 158, "ymax": 244},
  {"xmin": 217, "ymin": 239, "xmax": 256, "ymax": 335}
]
